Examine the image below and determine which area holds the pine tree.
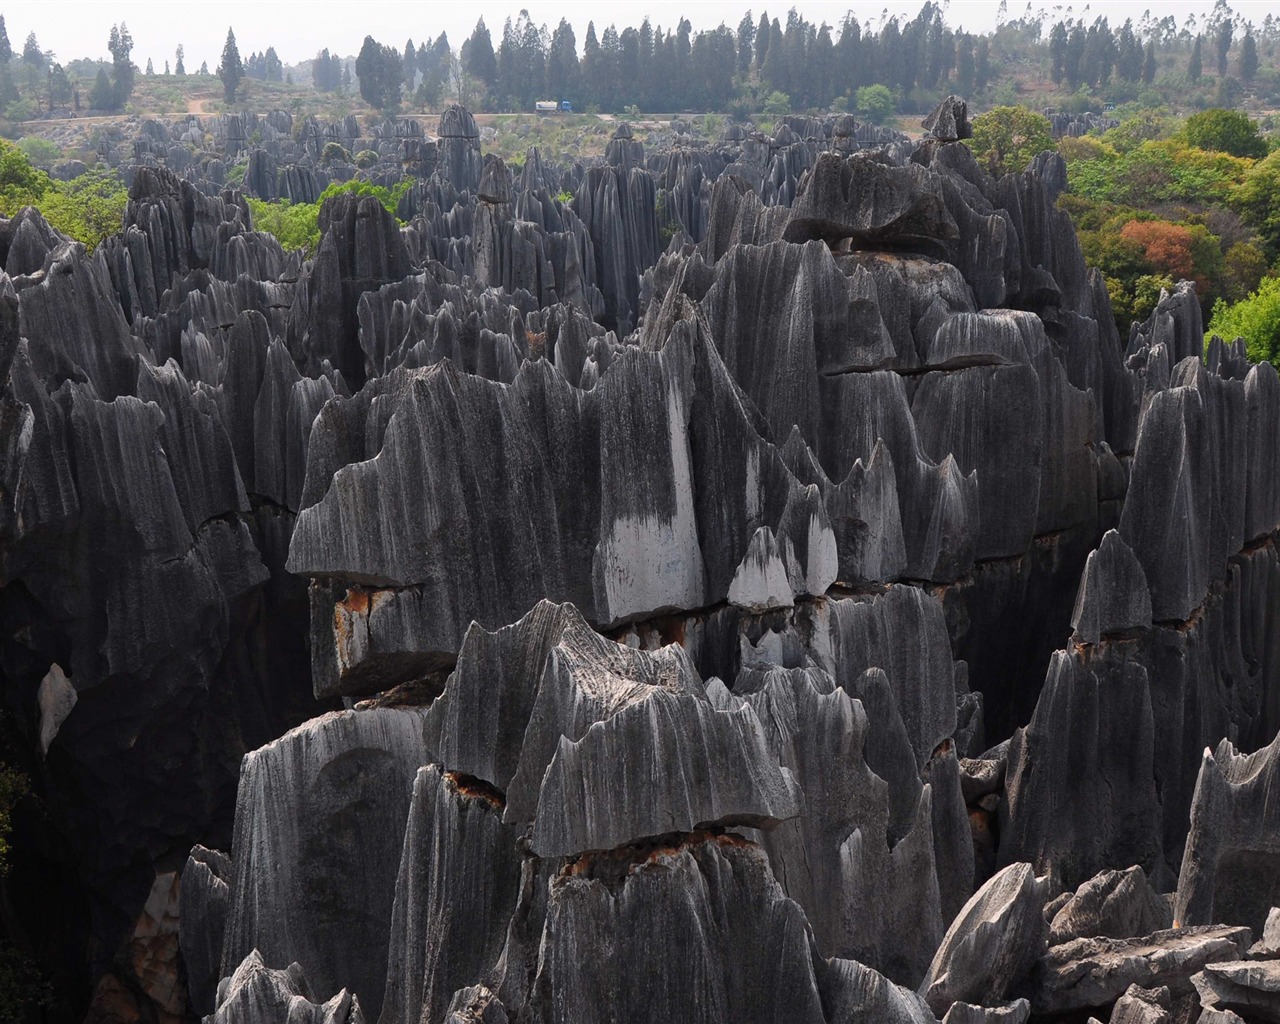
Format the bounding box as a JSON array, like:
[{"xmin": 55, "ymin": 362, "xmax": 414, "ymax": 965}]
[
  {"xmin": 1143, "ymin": 39, "xmax": 1157, "ymax": 84},
  {"xmin": 755, "ymin": 12, "xmax": 771, "ymax": 70},
  {"xmin": 736, "ymin": 12, "xmax": 755, "ymax": 77},
  {"xmin": 956, "ymin": 33, "xmax": 976, "ymax": 94},
  {"xmin": 463, "ymin": 18, "xmax": 497, "ymax": 89},
  {"xmin": 547, "ymin": 19, "xmax": 579, "ymax": 103},
  {"xmin": 974, "ymin": 36, "xmax": 991, "ymax": 91},
  {"xmin": 1049, "ymin": 22, "xmax": 1068, "ymax": 84},
  {"xmin": 218, "ymin": 28, "xmax": 244, "ymax": 104},
  {"xmin": 145, "ymin": 58, "xmax": 154, "ymax": 75},
  {"xmin": 1241, "ymin": 28, "xmax": 1258, "ymax": 82},
  {"xmin": 175, "ymin": 44, "xmax": 185, "ymax": 76},
  {"xmin": 1215, "ymin": 17, "xmax": 1233, "ymax": 76},
  {"xmin": 89, "ymin": 66, "xmax": 114, "ymax": 109},
  {"xmin": 0, "ymin": 15, "xmax": 15, "ymax": 103},
  {"xmin": 107, "ymin": 23, "xmax": 134, "ymax": 110},
  {"xmin": 1188, "ymin": 35, "xmax": 1202, "ymax": 80}
]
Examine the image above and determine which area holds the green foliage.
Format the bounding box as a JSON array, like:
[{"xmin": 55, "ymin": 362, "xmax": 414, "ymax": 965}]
[
  {"xmin": 1067, "ymin": 138, "xmax": 1250, "ymax": 207},
  {"xmin": 1222, "ymin": 241, "xmax": 1270, "ymax": 303},
  {"xmin": 1183, "ymin": 108, "xmax": 1268, "ymax": 160},
  {"xmin": 247, "ymin": 197, "xmax": 321, "ymax": 255},
  {"xmin": 354, "ymin": 149, "xmax": 379, "ymax": 169},
  {"xmin": 761, "ymin": 91, "xmax": 790, "ymax": 117},
  {"xmin": 1233, "ymin": 150, "xmax": 1280, "ymax": 253},
  {"xmin": 854, "ymin": 84, "xmax": 893, "ymax": 125},
  {"xmin": 247, "ymin": 178, "xmax": 413, "ymax": 258},
  {"xmin": 321, "ymin": 142, "xmax": 350, "ymax": 164},
  {"xmin": 1209, "ymin": 276, "xmax": 1280, "ymax": 363},
  {"xmin": 218, "ymin": 28, "xmax": 244, "ymax": 105},
  {"xmin": 1100, "ymin": 111, "xmax": 1176, "ymax": 154},
  {"xmin": 3, "ymin": 97, "xmax": 36, "ymax": 122},
  {"xmin": 970, "ymin": 106, "xmax": 1055, "ymax": 176},
  {"xmin": 34, "ymin": 168, "xmax": 128, "ymax": 246}
]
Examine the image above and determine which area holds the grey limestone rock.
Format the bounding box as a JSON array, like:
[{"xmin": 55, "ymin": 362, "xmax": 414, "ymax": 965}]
[
  {"xmin": 1001, "ymin": 652, "xmax": 1161, "ymax": 889},
  {"xmin": 820, "ymin": 956, "xmax": 939, "ymax": 1024},
  {"xmin": 380, "ymin": 766, "xmax": 521, "ymax": 1024},
  {"xmin": 1193, "ymin": 960, "xmax": 1280, "ymax": 1023},
  {"xmin": 783, "ymin": 154, "xmax": 959, "ymax": 252},
  {"xmin": 1109, "ymin": 985, "xmax": 1173, "ymax": 1024},
  {"xmin": 208, "ymin": 950, "xmax": 365, "ymax": 1024},
  {"xmin": 1176, "ymin": 731, "xmax": 1280, "ymax": 936},
  {"xmin": 919, "ymin": 863, "xmax": 1050, "ymax": 1016},
  {"xmin": 530, "ymin": 688, "xmax": 801, "ymax": 857},
  {"xmin": 1048, "ymin": 867, "xmax": 1172, "ymax": 946},
  {"xmin": 180, "ymin": 846, "xmax": 232, "ymax": 1018},
  {"xmin": 941, "ymin": 1000, "xmax": 1030, "ymax": 1024},
  {"xmin": 443, "ymin": 985, "xmax": 509, "ymax": 1024},
  {"xmin": 1251, "ymin": 908, "xmax": 1280, "ymax": 957},
  {"xmin": 1071, "ymin": 530, "xmax": 1153, "ymax": 644},
  {"xmin": 221, "ymin": 708, "xmax": 431, "ymax": 1022},
  {"xmin": 923, "ymin": 97, "xmax": 972, "ymax": 141},
  {"xmin": 527, "ymin": 833, "xmax": 830, "ymax": 1024},
  {"xmin": 421, "ymin": 600, "xmax": 576, "ymax": 793},
  {"xmin": 1032, "ymin": 926, "xmax": 1252, "ymax": 1015},
  {"xmin": 502, "ymin": 612, "xmax": 704, "ymax": 825}
]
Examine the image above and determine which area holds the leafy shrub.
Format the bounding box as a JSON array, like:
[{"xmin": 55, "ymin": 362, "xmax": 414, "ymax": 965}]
[
  {"xmin": 354, "ymin": 149, "xmax": 379, "ymax": 169},
  {"xmin": 762, "ymin": 91, "xmax": 791, "ymax": 117},
  {"xmin": 854, "ymin": 84, "xmax": 894, "ymax": 125}
]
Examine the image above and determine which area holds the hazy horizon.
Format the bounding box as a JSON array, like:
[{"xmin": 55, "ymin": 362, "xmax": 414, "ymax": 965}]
[{"xmin": 5, "ymin": 0, "xmax": 1270, "ymax": 74}]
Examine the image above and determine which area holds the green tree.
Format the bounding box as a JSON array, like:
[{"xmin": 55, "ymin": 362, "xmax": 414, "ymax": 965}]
[
  {"xmin": 462, "ymin": 18, "xmax": 498, "ymax": 89},
  {"xmin": 1142, "ymin": 39, "xmax": 1157, "ymax": 84},
  {"xmin": 355, "ymin": 36, "xmax": 402, "ymax": 112},
  {"xmin": 1209, "ymin": 276, "xmax": 1280, "ymax": 363},
  {"xmin": 218, "ymin": 28, "xmax": 244, "ymax": 104},
  {"xmin": 175, "ymin": 44, "xmax": 185, "ymax": 76},
  {"xmin": 107, "ymin": 23, "xmax": 134, "ymax": 110},
  {"xmin": 1233, "ymin": 149, "xmax": 1280, "ymax": 252},
  {"xmin": 88, "ymin": 67, "xmax": 113, "ymax": 110},
  {"xmin": 854, "ymin": 83, "xmax": 894, "ymax": 124},
  {"xmin": 1240, "ymin": 28, "xmax": 1258, "ymax": 83},
  {"xmin": 1188, "ymin": 35, "xmax": 1202, "ymax": 81},
  {"xmin": 1214, "ymin": 15, "xmax": 1232, "ymax": 77},
  {"xmin": 1184, "ymin": 108, "xmax": 1267, "ymax": 159},
  {"xmin": 970, "ymin": 105, "xmax": 1055, "ymax": 175}
]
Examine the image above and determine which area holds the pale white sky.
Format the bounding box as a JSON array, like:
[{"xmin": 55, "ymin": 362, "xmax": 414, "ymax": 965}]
[{"xmin": 9, "ymin": 0, "xmax": 1277, "ymax": 70}]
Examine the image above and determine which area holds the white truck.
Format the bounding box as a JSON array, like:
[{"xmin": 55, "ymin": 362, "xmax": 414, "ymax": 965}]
[{"xmin": 535, "ymin": 100, "xmax": 573, "ymax": 113}]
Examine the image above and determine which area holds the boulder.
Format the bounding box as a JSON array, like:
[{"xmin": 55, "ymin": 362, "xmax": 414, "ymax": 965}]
[
  {"xmin": 1032, "ymin": 926, "xmax": 1252, "ymax": 1015},
  {"xmin": 1048, "ymin": 867, "xmax": 1172, "ymax": 946},
  {"xmin": 919, "ymin": 863, "xmax": 1050, "ymax": 1015}
]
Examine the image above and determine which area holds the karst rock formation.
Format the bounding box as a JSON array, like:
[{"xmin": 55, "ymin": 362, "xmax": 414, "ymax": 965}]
[{"xmin": 2, "ymin": 97, "xmax": 1279, "ymax": 1024}]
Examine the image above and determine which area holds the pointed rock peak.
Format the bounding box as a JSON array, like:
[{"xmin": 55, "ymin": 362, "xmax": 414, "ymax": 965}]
[
  {"xmin": 923, "ymin": 96, "xmax": 971, "ymax": 141},
  {"xmin": 477, "ymin": 157, "xmax": 510, "ymax": 205},
  {"xmin": 728, "ymin": 527, "xmax": 794, "ymax": 613},
  {"xmin": 1070, "ymin": 530, "xmax": 1152, "ymax": 644}
]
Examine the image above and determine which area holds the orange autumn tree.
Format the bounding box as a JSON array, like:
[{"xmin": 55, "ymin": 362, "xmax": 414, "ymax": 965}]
[{"xmin": 1119, "ymin": 220, "xmax": 1195, "ymax": 282}]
